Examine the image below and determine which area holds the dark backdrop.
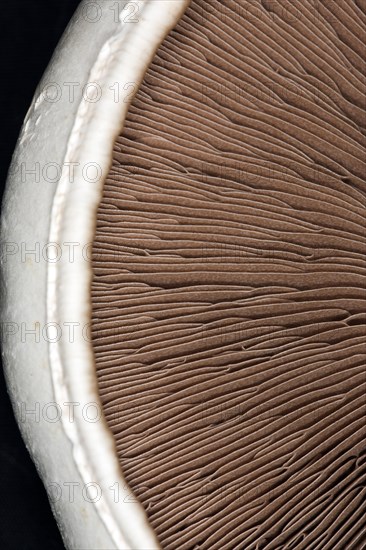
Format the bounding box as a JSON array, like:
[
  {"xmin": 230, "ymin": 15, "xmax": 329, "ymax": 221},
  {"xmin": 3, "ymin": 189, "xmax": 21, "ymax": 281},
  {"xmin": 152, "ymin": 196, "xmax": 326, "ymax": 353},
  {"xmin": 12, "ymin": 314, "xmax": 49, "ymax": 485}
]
[{"xmin": 0, "ymin": 2, "xmax": 81, "ymax": 548}]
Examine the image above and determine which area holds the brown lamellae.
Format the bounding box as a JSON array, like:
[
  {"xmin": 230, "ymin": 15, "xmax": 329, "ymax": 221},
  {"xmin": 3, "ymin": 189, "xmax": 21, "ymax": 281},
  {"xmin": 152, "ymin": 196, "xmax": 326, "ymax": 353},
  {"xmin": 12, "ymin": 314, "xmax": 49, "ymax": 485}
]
[{"xmin": 91, "ymin": 1, "xmax": 366, "ymax": 548}]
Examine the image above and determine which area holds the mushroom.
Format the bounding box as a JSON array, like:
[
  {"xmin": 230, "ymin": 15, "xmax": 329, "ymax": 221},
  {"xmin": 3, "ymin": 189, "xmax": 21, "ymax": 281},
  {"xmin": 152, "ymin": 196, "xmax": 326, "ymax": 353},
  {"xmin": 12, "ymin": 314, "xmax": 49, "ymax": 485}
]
[{"xmin": 2, "ymin": 0, "xmax": 365, "ymax": 549}]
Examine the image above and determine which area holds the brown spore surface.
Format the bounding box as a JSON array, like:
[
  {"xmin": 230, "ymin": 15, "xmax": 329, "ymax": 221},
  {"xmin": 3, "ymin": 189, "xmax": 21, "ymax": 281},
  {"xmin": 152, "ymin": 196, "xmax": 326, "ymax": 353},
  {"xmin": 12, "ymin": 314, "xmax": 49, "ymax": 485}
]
[{"xmin": 91, "ymin": 1, "xmax": 366, "ymax": 548}]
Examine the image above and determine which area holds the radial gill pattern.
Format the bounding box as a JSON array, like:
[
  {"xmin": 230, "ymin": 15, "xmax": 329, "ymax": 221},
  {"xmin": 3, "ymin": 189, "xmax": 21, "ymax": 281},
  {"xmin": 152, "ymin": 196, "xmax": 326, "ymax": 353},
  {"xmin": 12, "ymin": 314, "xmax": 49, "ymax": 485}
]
[{"xmin": 91, "ymin": 1, "xmax": 366, "ymax": 548}]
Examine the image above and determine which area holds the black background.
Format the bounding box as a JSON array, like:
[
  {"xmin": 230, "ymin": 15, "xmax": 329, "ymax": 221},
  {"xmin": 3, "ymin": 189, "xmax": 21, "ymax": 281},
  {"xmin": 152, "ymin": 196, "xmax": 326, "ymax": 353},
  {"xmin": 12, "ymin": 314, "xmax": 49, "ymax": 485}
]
[{"xmin": 1, "ymin": 2, "xmax": 81, "ymax": 548}]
